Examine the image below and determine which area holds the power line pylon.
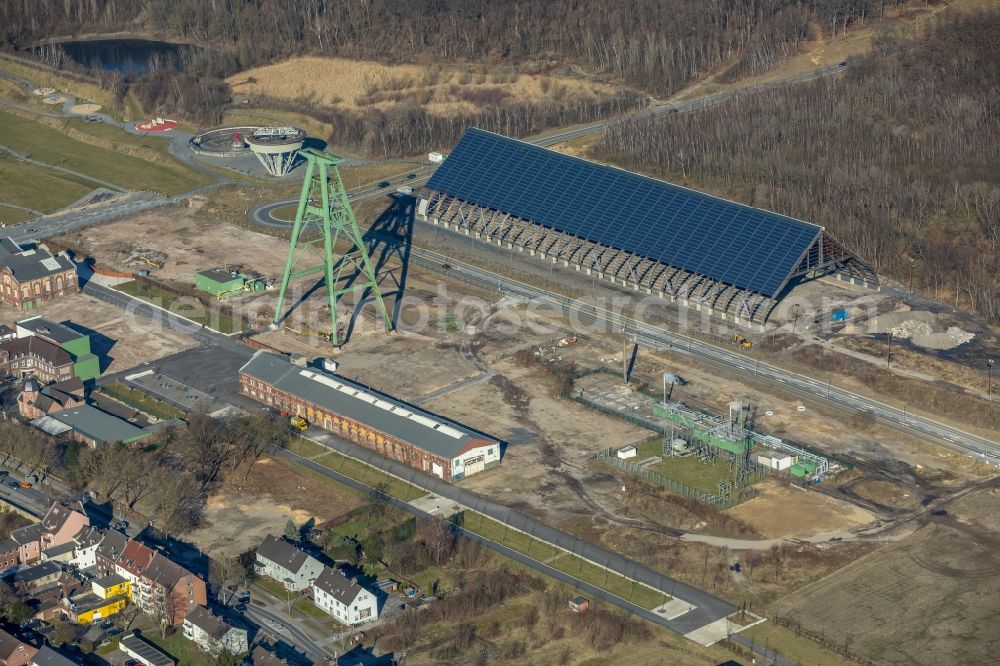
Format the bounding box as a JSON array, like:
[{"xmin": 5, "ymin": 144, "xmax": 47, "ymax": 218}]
[{"xmin": 272, "ymin": 149, "xmax": 392, "ymax": 346}]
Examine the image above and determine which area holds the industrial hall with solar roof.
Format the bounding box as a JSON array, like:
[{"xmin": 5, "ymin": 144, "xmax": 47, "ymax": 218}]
[{"xmin": 418, "ymin": 128, "xmax": 878, "ymax": 327}]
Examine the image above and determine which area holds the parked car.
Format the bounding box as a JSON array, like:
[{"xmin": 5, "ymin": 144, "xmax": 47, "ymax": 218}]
[
  {"xmin": 235, "ymin": 604, "xmax": 247, "ymax": 614},
  {"xmin": 237, "ymin": 591, "xmax": 251, "ymax": 603},
  {"xmin": 377, "ymin": 181, "xmax": 390, "ymax": 188},
  {"xmin": 406, "ymin": 173, "xmax": 416, "ymax": 179},
  {"xmin": 266, "ymin": 619, "xmax": 284, "ymax": 631}
]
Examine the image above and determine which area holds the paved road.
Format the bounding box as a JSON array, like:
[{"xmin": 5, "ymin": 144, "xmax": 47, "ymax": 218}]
[
  {"xmin": 243, "ymin": 602, "xmax": 330, "ymax": 663},
  {"xmin": 392, "ymin": 243, "xmax": 996, "ymax": 455},
  {"xmin": 281, "ymin": 430, "xmax": 737, "ymax": 634}
]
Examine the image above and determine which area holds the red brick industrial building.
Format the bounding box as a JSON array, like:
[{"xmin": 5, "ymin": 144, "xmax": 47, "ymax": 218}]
[
  {"xmin": 0, "ymin": 239, "xmax": 78, "ymax": 311},
  {"xmin": 239, "ymin": 351, "xmax": 501, "ymax": 481}
]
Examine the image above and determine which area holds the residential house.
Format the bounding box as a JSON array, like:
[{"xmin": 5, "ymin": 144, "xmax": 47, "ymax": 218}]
[
  {"xmin": 11, "ymin": 501, "xmax": 91, "ymax": 567},
  {"xmin": 40, "ymin": 501, "xmax": 90, "ymax": 552},
  {"xmin": 61, "ymin": 574, "xmax": 130, "ymax": 624},
  {"xmin": 0, "ymin": 540, "xmax": 19, "ymax": 572},
  {"xmin": 68, "ymin": 527, "xmax": 104, "ymax": 570},
  {"xmin": 254, "ymin": 535, "xmax": 323, "ymax": 592},
  {"xmin": 9, "ymin": 524, "xmax": 43, "ymax": 565},
  {"xmin": 182, "ymin": 605, "xmax": 249, "ymax": 656},
  {"xmin": 93, "ymin": 529, "xmax": 128, "ymax": 572},
  {"xmin": 18, "ymin": 377, "xmax": 84, "ymax": 420},
  {"xmin": 30, "ymin": 646, "xmax": 77, "ymax": 666},
  {"xmin": 113, "ymin": 540, "xmax": 206, "ymax": 625},
  {"xmin": 40, "ymin": 543, "xmax": 76, "ymax": 564},
  {"xmin": 0, "ymin": 239, "xmax": 78, "ymax": 311},
  {"xmin": 0, "ymin": 337, "xmax": 75, "ymax": 384},
  {"xmin": 0, "ymin": 629, "xmax": 38, "ymax": 666},
  {"xmin": 311, "ymin": 567, "xmax": 378, "ymax": 626},
  {"xmin": 4, "ymin": 561, "xmax": 63, "ymax": 593},
  {"xmin": 15, "ymin": 318, "xmax": 99, "ymax": 382},
  {"xmin": 119, "ymin": 634, "xmax": 174, "ymax": 666}
]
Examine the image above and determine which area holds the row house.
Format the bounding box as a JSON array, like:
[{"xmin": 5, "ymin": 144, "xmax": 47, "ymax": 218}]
[{"xmin": 110, "ymin": 540, "xmax": 206, "ymax": 625}]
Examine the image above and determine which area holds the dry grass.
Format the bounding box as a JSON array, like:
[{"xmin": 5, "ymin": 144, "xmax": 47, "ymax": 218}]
[
  {"xmin": 228, "ymin": 56, "xmax": 620, "ymax": 114},
  {"xmin": 0, "ymin": 57, "xmax": 118, "ymax": 113}
]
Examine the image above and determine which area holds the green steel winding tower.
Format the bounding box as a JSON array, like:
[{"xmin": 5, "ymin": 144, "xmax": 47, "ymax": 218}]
[{"xmin": 273, "ymin": 148, "xmax": 392, "ymax": 346}]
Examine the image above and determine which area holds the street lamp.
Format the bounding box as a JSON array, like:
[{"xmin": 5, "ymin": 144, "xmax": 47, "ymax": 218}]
[{"xmin": 989, "ymin": 359, "xmax": 995, "ymax": 403}]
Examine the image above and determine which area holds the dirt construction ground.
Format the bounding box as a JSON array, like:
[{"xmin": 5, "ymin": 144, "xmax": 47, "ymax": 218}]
[
  {"xmin": 188, "ymin": 457, "xmax": 365, "ymax": 558},
  {"xmin": 0, "ymin": 292, "xmax": 195, "ymax": 374},
  {"xmin": 774, "ymin": 482, "xmax": 1000, "ymax": 665},
  {"xmin": 726, "ymin": 481, "xmax": 873, "ymax": 539}
]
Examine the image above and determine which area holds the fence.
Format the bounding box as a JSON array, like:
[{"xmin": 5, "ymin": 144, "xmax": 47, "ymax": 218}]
[
  {"xmin": 770, "ymin": 615, "xmax": 875, "ymax": 665},
  {"xmin": 595, "ymin": 448, "xmax": 748, "ymax": 509}
]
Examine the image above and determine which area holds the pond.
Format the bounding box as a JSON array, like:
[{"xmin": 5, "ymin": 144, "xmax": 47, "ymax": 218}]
[{"xmin": 39, "ymin": 39, "xmax": 196, "ymax": 76}]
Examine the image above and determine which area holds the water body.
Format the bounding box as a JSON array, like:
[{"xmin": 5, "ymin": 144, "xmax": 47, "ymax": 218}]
[{"xmin": 42, "ymin": 39, "xmax": 194, "ymax": 76}]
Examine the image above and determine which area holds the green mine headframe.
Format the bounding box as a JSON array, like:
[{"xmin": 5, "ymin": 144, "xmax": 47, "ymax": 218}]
[{"xmin": 273, "ymin": 148, "xmax": 392, "ymax": 346}]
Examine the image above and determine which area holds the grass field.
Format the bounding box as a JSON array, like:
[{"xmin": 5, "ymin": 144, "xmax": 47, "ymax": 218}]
[
  {"xmin": 0, "ymin": 110, "xmax": 207, "ymax": 194},
  {"xmin": 114, "ymin": 280, "xmax": 243, "ymax": 333},
  {"xmin": 636, "ymin": 439, "xmax": 740, "ymax": 494},
  {"xmin": 312, "ymin": 449, "xmax": 425, "ymax": 501},
  {"xmin": 740, "ymin": 623, "xmax": 854, "ymax": 666},
  {"xmin": 0, "ymin": 153, "xmax": 95, "ymax": 214},
  {"xmin": 0, "ymin": 206, "xmax": 35, "ymax": 226},
  {"xmin": 146, "ymin": 630, "xmax": 217, "ymax": 666},
  {"xmin": 98, "ymin": 381, "xmax": 186, "ymax": 421}
]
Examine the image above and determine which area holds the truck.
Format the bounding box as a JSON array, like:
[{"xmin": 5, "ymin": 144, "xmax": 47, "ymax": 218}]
[{"xmin": 289, "ymin": 416, "xmax": 308, "ymax": 431}]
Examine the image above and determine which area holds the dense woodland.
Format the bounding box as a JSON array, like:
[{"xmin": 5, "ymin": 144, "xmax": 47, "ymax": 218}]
[{"xmin": 595, "ymin": 10, "xmax": 1000, "ymax": 322}]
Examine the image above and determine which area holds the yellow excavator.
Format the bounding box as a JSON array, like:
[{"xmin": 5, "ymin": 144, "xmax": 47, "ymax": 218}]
[
  {"xmin": 289, "ymin": 416, "xmax": 308, "ymax": 431},
  {"xmin": 733, "ymin": 333, "xmax": 753, "ymax": 350}
]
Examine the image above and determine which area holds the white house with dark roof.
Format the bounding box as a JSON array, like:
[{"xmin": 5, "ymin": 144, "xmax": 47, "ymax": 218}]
[
  {"xmin": 182, "ymin": 605, "xmax": 248, "ymax": 656},
  {"xmin": 255, "ymin": 535, "xmax": 323, "ymax": 591},
  {"xmin": 311, "ymin": 566, "xmax": 378, "ymax": 625}
]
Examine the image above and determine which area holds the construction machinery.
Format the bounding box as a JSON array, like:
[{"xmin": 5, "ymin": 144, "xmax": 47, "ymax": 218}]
[
  {"xmin": 289, "ymin": 416, "xmax": 308, "ymax": 431},
  {"xmin": 733, "ymin": 333, "xmax": 752, "ymax": 350}
]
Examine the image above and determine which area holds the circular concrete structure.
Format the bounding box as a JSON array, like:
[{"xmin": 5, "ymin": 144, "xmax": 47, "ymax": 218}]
[
  {"xmin": 190, "ymin": 125, "xmax": 305, "ymax": 176},
  {"xmin": 245, "ymin": 127, "xmax": 305, "ymax": 176}
]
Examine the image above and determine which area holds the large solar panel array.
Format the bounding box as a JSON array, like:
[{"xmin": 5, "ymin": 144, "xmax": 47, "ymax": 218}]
[{"xmin": 426, "ymin": 128, "xmax": 822, "ymax": 298}]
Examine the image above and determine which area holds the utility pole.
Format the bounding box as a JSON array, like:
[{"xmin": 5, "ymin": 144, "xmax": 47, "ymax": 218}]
[
  {"xmin": 886, "ymin": 331, "xmax": 893, "ymax": 368},
  {"xmin": 622, "ymin": 326, "xmax": 628, "ymax": 383}
]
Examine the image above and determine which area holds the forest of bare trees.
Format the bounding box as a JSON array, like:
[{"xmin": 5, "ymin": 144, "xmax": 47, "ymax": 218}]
[
  {"xmin": 0, "ymin": 412, "xmax": 288, "ymax": 534},
  {"xmin": 595, "ymin": 10, "xmax": 1000, "ymax": 322},
  {"xmin": 4, "ymin": 1, "xmax": 927, "ymax": 95}
]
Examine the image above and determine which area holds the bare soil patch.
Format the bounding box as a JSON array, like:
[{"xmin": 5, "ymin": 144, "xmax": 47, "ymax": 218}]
[
  {"xmin": 775, "ymin": 497, "xmax": 1000, "ymax": 665},
  {"xmin": 848, "ymin": 478, "xmax": 919, "ymax": 510},
  {"xmin": 187, "ymin": 491, "xmax": 317, "ymax": 558},
  {"xmin": 725, "ymin": 481, "xmax": 874, "ymax": 539}
]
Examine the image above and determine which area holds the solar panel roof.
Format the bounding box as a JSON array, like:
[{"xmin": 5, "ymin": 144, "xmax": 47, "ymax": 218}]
[{"xmin": 426, "ymin": 128, "xmax": 822, "ymax": 297}]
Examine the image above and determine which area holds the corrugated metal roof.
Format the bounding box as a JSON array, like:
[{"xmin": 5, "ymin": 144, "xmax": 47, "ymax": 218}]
[{"xmin": 240, "ymin": 351, "xmax": 499, "ymax": 459}]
